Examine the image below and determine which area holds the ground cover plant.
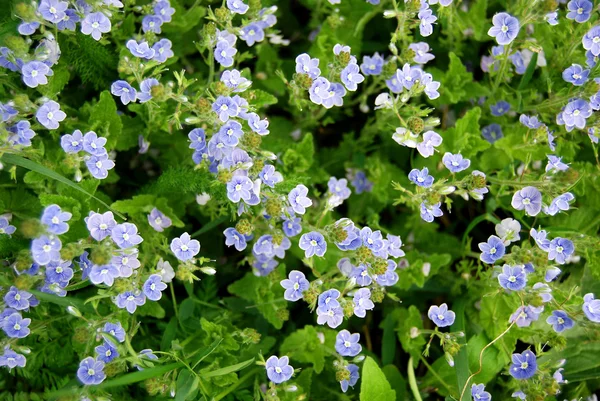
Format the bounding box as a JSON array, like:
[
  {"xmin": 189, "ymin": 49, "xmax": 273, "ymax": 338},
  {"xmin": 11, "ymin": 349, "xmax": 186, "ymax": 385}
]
[{"xmin": 1, "ymin": 0, "xmax": 600, "ymax": 400}]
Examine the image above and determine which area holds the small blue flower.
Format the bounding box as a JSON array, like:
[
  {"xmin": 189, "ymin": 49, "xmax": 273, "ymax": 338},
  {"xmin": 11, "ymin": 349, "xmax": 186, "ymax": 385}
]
[
  {"xmin": 7, "ymin": 120, "xmax": 36, "ymax": 147},
  {"xmin": 252, "ymin": 254, "xmax": 278, "ymax": 276},
  {"xmin": 340, "ymin": 364, "xmax": 360, "ymax": 392},
  {"xmin": 545, "ymin": 11, "xmax": 558, "ymax": 26},
  {"xmin": 142, "ymin": 15, "xmax": 163, "ymax": 33},
  {"xmin": 46, "ymin": 260, "xmax": 74, "ymax": 284},
  {"xmin": 111, "ymin": 223, "xmax": 143, "ymax": 249},
  {"xmin": 147, "ymin": 208, "xmax": 172, "ymax": 232},
  {"xmin": 510, "ymin": 305, "xmax": 543, "ymax": 327},
  {"xmin": 349, "ymin": 170, "xmax": 373, "ymax": 194},
  {"xmin": 309, "ymin": 77, "xmax": 332, "ymax": 105},
  {"xmin": 353, "ymin": 288, "xmax": 374, "ymax": 318},
  {"xmin": 566, "ymin": 0, "xmax": 592, "ymax": 23},
  {"xmin": 31, "ymin": 235, "xmax": 62, "ymax": 265},
  {"xmin": 227, "ymin": 176, "xmax": 254, "ymax": 203},
  {"xmin": 299, "ymin": 231, "xmax": 327, "ymax": 258},
  {"xmin": 360, "ymin": 227, "xmax": 384, "ymax": 252},
  {"xmin": 328, "ymin": 177, "xmax": 351, "ymax": 199},
  {"xmin": 134, "ymin": 349, "xmax": 158, "ymax": 370},
  {"xmin": 544, "ymin": 193, "xmax": 575, "ymax": 216},
  {"xmin": 77, "ymin": 357, "xmax": 106, "ymax": 385},
  {"xmin": 421, "ymin": 73, "xmax": 440, "ymax": 99},
  {"xmin": 4, "ymin": 287, "xmax": 33, "ymax": 310},
  {"xmin": 360, "ymin": 53, "xmax": 384, "ymax": 75},
  {"xmin": 247, "ymin": 113, "xmax": 269, "ymax": 135},
  {"xmin": 126, "ymin": 40, "xmax": 155, "ymax": 59},
  {"xmin": 420, "ymin": 202, "xmax": 443, "ymax": 223},
  {"xmin": 82, "ymin": 131, "xmax": 107, "ymax": 156},
  {"xmin": 488, "ymin": 12, "xmax": 520, "ymax": 45},
  {"xmin": 562, "ymin": 98, "xmax": 592, "ymax": 129},
  {"xmin": 38, "ymin": 0, "xmax": 68, "ymax": 23},
  {"xmin": 510, "ymin": 51, "xmax": 526, "ymax": 75},
  {"xmin": 102, "ymin": 322, "xmax": 125, "ymax": 343},
  {"xmin": 227, "ymin": 0, "xmax": 249, "ymax": 14},
  {"xmin": 41, "ymin": 204, "xmax": 72, "ymax": 235},
  {"xmin": 142, "ymin": 274, "xmax": 167, "ymax": 301},
  {"xmin": 265, "ymin": 356, "xmax": 293, "ymax": 384},
  {"xmin": 408, "ymin": 167, "xmax": 434, "ymax": 187},
  {"xmin": 546, "ymin": 310, "xmax": 574, "ymax": 333},
  {"xmin": 257, "ymin": 165, "xmax": 281, "ymax": 188},
  {"xmin": 481, "ymin": 123, "xmax": 503, "ymax": 143},
  {"xmin": 152, "ymin": 39, "xmax": 174, "ymax": 63},
  {"xmin": 0, "ymin": 217, "xmax": 16, "ymax": 236},
  {"xmin": 95, "ymin": 341, "xmax": 119, "ymax": 363},
  {"xmin": 111, "ymin": 80, "xmax": 137, "ymax": 105},
  {"xmin": 240, "ymin": 23, "xmax": 264, "ymax": 46},
  {"xmin": 295, "ymin": 53, "xmax": 321, "ymax": 78},
  {"xmin": 498, "ymin": 264, "xmax": 527, "ymax": 291},
  {"xmin": 36, "ymin": 100, "xmax": 66, "ymax": 130},
  {"xmin": 321, "ymin": 83, "xmax": 346, "ymax": 108},
  {"xmin": 583, "ymin": 293, "xmax": 600, "ymax": 322},
  {"xmin": 115, "ymin": 291, "xmax": 146, "ymax": 314},
  {"xmin": 583, "ymin": 26, "xmax": 600, "ymax": 57},
  {"xmin": 511, "ymin": 186, "xmax": 542, "ymax": 216},
  {"xmin": 218, "ymin": 120, "xmax": 244, "ymax": 147},
  {"xmin": 85, "ymin": 211, "xmax": 116, "ymax": 241},
  {"xmin": 317, "ymin": 289, "xmax": 341, "ymax": 312},
  {"xmin": 410, "ymin": 42, "xmax": 435, "ymax": 64},
  {"xmin": 335, "ymin": 330, "xmax": 362, "ymax": 357},
  {"xmin": 282, "ymin": 217, "xmax": 301, "ymax": 237},
  {"xmin": 519, "ymin": 114, "xmax": 542, "ymax": 129},
  {"xmin": 418, "ymin": 8, "xmax": 437, "ymax": 37},
  {"xmin": 224, "ymin": 227, "xmax": 247, "ymax": 251},
  {"xmin": 417, "ymin": 130, "xmax": 442, "ymax": 157},
  {"xmin": 548, "ymin": 237, "xmax": 574, "ymax": 265},
  {"xmin": 316, "ymin": 305, "xmax": 343, "ymax": 328},
  {"xmin": 137, "ymin": 78, "xmax": 159, "ymax": 103},
  {"xmin": 341, "ymin": 63, "xmax": 364, "ymax": 91},
  {"xmin": 154, "ymin": 0, "xmax": 175, "ymax": 22},
  {"xmin": 81, "ymin": 12, "xmax": 111, "ymax": 41},
  {"xmin": 510, "ymin": 350, "xmax": 537, "ymax": 380},
  {"xmin": 21, "ymin": 61, "xmax": 51, "ymax": 88},
  {"xmin": 280, "ymin": 270, "xmax": 310, "ymax": 302},
  {"xmin": 61, "ymin": 130, "xmax": 84, "ymax": 153},
  {"xmin": 89, "ymin": 264, "xmax": 119, "ymax": 286},
  {"xmin": 170, "ymin": 232, "xmax": 200, "ymax": 261},
  {"xmin": 288, "ymin": 185, "xmax": 312, "ymax": 215},
  {"xmin": 442, "ymin": 153, "xmax": 470, "ymax": 173},
  {"xmin": 2, "ymin": 312, "xmax": 31, "ymax": 338},
  {"xmin": 490, "ymin": 100, "xmax": 510, "ymax": 116},
  {"xmin": 0, "ymin": 102, "xmax": 17, "ymax": 122},
  {"xmin": 386, "ymin": 70, "xmax": 404, "ymax": 93},
  {"xmin": 562, "ymin": 64, "xmax": 590, "ymax": 86},
  {"xmin": 397, "ymin": 63, "xmax": 422, "ymax": 90},
  {"xmin": 471, "ymin": 384, "xmax": 491, "ymax": 401},
  {"xmin": 188, "ymin": 128, "xmax": 206, "ymax": 151},
  {"xmin": 479, "ymin": 235, "xmax": 505, "ymax": 264},
  {"xmin": 18, "ymin": 21, "xmax": 40, "ymax": 36},
  {"xmin": 221, "ymin": 69, "xmax": 251, "ymax": 92},
  {"xmin": 428, "ymin": 303, "xmax": 456, "ymax": 327},
  {"xmin": 0, "ymin": 347, "xmax": 26, "ymax": 368},
  {"xmin": 215, "ymin": 40, "xmax": 237, "ymax": 67},
  {"xmin": 212, "ymin": 96, "xmax": 239, "ymax": 122}
]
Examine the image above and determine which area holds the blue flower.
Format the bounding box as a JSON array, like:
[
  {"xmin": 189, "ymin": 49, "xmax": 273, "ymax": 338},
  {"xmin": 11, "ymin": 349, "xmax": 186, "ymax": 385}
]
[
  {"xmin": 85, "ymin": 211, "xmax": 116, "ymax": 241},
  {"xmin": 360, "ymin": 53, "xmax": 384, "ymax": 75},
  {"xmin": 481, "ymin": 123, "xmax": 503, "ymax": 143},
  {"xmin": 147, "ymin": 208, "xmax": 172, "ymax": 232},
  {"xmin": 152, "ymin": 39, "xmax": 174, "ymax": 63},
  {"xmin": 421, "ymin": 73, "xmax": 441, "ymax": 99},
  {"xmin": 350, "ymin": 264, "xmax": 371, "ymax": 286},
  {"xmin": 417, "ymin": 131, "xmax": 442, "ymax": 157},
  {"xmin": 115, "ymin": 291, "xmax": 146, "ymax": 314},
  {"xmin": 353, "ymin": 288, "xmax": 374, "ymax": 318},
  {"xmin": 253, "ymin": 235, "xmax": 275, "ymax": 257},
  {"xmin": 188, "ymin": 128, "xmax": 206, "ymax": 151},
  {"xmin": 137, "ymin": 78, "xmax": 159, "ymax": 103},
  {"xmin": 18, "ymin": 21, "xmax": 40, "ymax": 36},
  {"xmin": 321, "ymin": 83, "xmax": 346, "ymax": 108},
  {"xmin": 471, "ymin": 384, "xmax": 491, "ymax": 401},
  {"xmin": 317, "ymin": 289, "xmax": 341, "ymax": 312},
  {"xmin": 61, "ymin": 130, "xmax": 84, "ymax": 153},
  {"xmin": 544, "ymin": 193, "xmax": 575, "ymax": 216},
  {"xmin": 142, "ymin": 15, "xmax": 163, "ymax": 33},
  {"xmin": 442, "ymin": 153, "xmax": 470, "ymax": 173},
  {"xmin": 134, "ymin": 349, "xmax": 158, "ymax": 370},
  {"xmin": 309, "ymin": 77, "xmax": 332, "ymax": 105},
  {"xmin": 221, "ymin": 69, "xmax": 251, "ymax": 92},
  {"xmin": 41, "ymin": 204, "xmax": 72, "ymax": 235},
  {"xmin": 349, "ymin": 170, "xmax": 373, "ymax": 194},
  {"xmin": 0, "ymin": 47, "xmax": 20, "ymax": 72},
  {"xmin": 341, "ymin": 63, "xmax": 364, "ymax": 91},
  {"xmin": 418, "ymin": 8, "xmax": 437, "ymax": 36},
  {"xmin": 0, "ymin": 216, "xmax": 16, "ymax": 236},
  {"xmin": 509, "ymin": 350, "xmax": 537, "ymax": 380},
  {"xmin": 280, "ymin": 270, "xmax": 310, "ymax": 302},
  {"xmin": 488, "ymin": 12, "xmax": 520, "ymax": 45},
  {"xmin": 340, "ymin": 364, "xmax": 360, "ymax": 392},
  {"xmin": 31, "ymin": 235, "xmax": 62, "ymax": 265},
  {"xmin": 420, "ymin": 201, "xmax": 443, "ymax": 223},
  {"xmin": 112, "ymin": 251, "xmax": 141, "ymax": 277},
  {"xmin": 111, "ymin": 80, "xmax": 137, "ymax": 105},
  {"xmin": 102, "ymin": 322, "xmax": 125, "ymax": 343},
  {"xmin": 218, "ymin": 120, "xmax": 244, "ymax": 147},
  {"xmin": 81, "ymin": 132, "xmax": 107, "ymax": 158},
  {"xmin": 21, "ymin": 61, "xmax": 50, "ymax": 88},
  {"xmin": 295, "ymin": 53, "xmax": 321, "ymax": 78},
  {"xmin": 545, "ymin": 11, "xmax": 558, "ymax": 26},
  {"xmin": 7, "ymin": 120, "xmax": 36, "ymax": 147},
  {"xmin": 240, "ymin": 23, "xmax": 264, "ymax": 46},
  {"xmin": 0, "ymin": 102, "xmax": 17, "ymax": 122},
  {"xmin": 224, "ymin": 227, "xmax": 247, "ymax": 251},
  {"xmin": 498, "ymin": 264, "xmax": 527, "ymax": 291},
  {"xmin": 38, "ymin": 0, "xmax": 68, "ymax": 23},
  {"xmin": 397, "ymin": 63, "xmax": 422, "ymax": 90},
  {"xmin": 258, "ymin": 165, "xmax": 282, "ymax": 188},
  {"xmin": 3, "ymin": 288, "xmax": 32, "ymax": 310},
  {"xmin": 511, "ymin": 186, "xmax": 542, "ymax": 216},
  {"xmin": 170, "ymin": 232, "xmax": 200, "ymax": 261},
  {"xmin": 265, "ymin": 355, "xmax": 293, "ymax": 384},
  {"xmin": 227, "ymin": 176, "xmax": 254, "ymax": 203},
  {"xmin": 81, "ymin": 12, "xmax": 111, "ymax": 41},
  {"xmin": 519, "ymin": 114, "xmax": 542, "ymax": 129},
  {"xmin": 247, "ymin": 113, "xmax": 270, "ymax": 135},
  {"xmin": 562, "ymin": 64, "xmax": 590, "ymax": 86},
  {"xmin": 0, "ymin": 347, "xmax": 26, "ymax": 369},
  {"xmin": 2, "ymin": 312, "xmax": 31, "ymax": 338},
  {"xmin": 566, "ymin": 0, "xmax": 592, "ymax": 23},
  {"xmin": 510, "ymin": 305, "xmax": 543, "ymax": 327},
  {"xmin": 428, "ymin": 303, "xmax": 456, "ymax": 327},
  {"xmin": 212, "ymin": 96, "xmax": 239, "ymax": 122},
  {"xmin": 546, "ymin": 310, "xmax": 574, "ymax": 333},
  {"xmin": 227, "ymin": 0, "xmax": 249, "ymax": 14},
  {"xmin": 490, "ymin": 100, "xmax": 510, "ymax": 116},
  {"xmin": 111, "ymin": 223, "xmax": 143, "ymax": 249},
  {"xmin": 46, "ymin": 260, "xmax": 74, "ymax": 284},
  {"xmin": 583, "ymin": 293, "xmax": 600, "ymax": 322},
  {"xmin": 328, "ymin": 177, "xmax": 351, "ymax": 199},
  {"xmin": 126, "ymin": 40, "xmax": 155, "ymax": 59},
  {"xmin": 252, "ymin": 254, "xmax": 278, "ymax": 276},
  {"xmin": 512, "ymin": 391, "xmax": 526, "ymax": 400},
  {"xmin": 548, "ymin": 237, "xmax": 574, "ymax": 265},
  {"xmin": 154, "ymin": 0, "xmax": 175, "ymax": 22},
  {"xmin": 583, "ymin": 26, "xmax": 600, "ymax": 57},
  {"xmin": 316, "ymin": 305, "xmax": 343, "ymax": 328},
  {"xmin": 562, "ymin": 98, "xmax": 592, "ymax": 129},
  {"xmin": 36, "ymin": 100, "xmax": 66, "ymax": 130},
  {"xmin": 282, "ymin": 217, "xmax": 302, "ymax": 237},
  {"xmin": 479, "ymin": 235, "xmax": 505, "ymax": 264},
  {"xmin": 360, "ymin": 227, "xmax": 384, "ymax": 252},
  {"xmin": 95, "ymin": 341, "xmax": 119, "ymax": 363},
  {"xmin": 510, "ymin": 51, "xmax": 526, "ymax": 75},
  {"xmin": 215, "ymin": 40, "xmax": 237, "ymax": 67},
  {"xmin": 288, "ymin": 185, "xmax": 312, "ymax": 215},
  {"xmin": 143, "ymin": 274, "xmax": 167, "ymax": 301},
  {"xmin": 386, "ymin": 70, "xmax": 404, "ymax": 93},
  {"xmin": 410, "ymin": 42, "xmax": 435, "ymax": 64},
  {"xmin": 77, "ymin": 357, "xmax": 106, "ymax": 385},
  {"xmin": 89, "ymin": 264, "xmax": 119, "ymax": 286},
  {"xmin": 335, "ymin": 330, "xmax": 362, "ymax": 357},
  {"xmin": 408, "ymin": 167, "xmax": 434, "ymax": 187},
  {"xmin": 299, "ymin": 231, "xmax": 327, "ymax": 258}
]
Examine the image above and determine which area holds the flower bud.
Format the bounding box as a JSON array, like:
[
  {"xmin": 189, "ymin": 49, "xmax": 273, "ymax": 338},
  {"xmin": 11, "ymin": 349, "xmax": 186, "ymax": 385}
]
[
  {"xmin": 200, "ymin": 266, "xmax": 216, "ymax": 275},
  {"xmin": 407, "ymin": 117, "xmax": 424, "ymax": 134},
  {"xmin": 67, "ymin": 306, "xmax": 82, "ymax": 317}
]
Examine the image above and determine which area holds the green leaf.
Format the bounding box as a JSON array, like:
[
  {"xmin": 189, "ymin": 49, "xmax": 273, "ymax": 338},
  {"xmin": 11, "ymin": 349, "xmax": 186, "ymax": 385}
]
[
  {"xmin": 161, "ymin": 318, "xmax": 178, "ymax": 351},
  {"xmin": 0, "ymin": 154, "xmax": 125, "ymax": 220},
  {"xmin": 176, "ymin": 370, "xmax": 199, "ymax": 401},
  {"xmin": 395, "ymin": 306, "xmax": 426, "ymax": 360},
  {"xmin": 518, "ymin": 52, "xmax": 538, "ymax": 91},
  {"xmin": 250, "ymin": 89, "xmax": 278, "ymax": 108},
  {"xmin": 201, "ymin": 358, "xmax": 255, "ymax": 378},
  {"xmin": 98, "ymin": 362, "xmax": 183, "ymax": 388},
  {"xmin": 280, "ymin": 325, "xmax": 332, "ymax": 374},
  {"xmin": 360, "ymin": 356, "xmax": 396, "ymax": 401},
  {"xmin": 441, "ymin": 107, "xmax": 490, "ymax": 159},
  {"xmin": 382, "ymin": 365, "xmax": 407, "ymax": 401},
  {"xmin": 381, "ymin": 314, "xmax": 397, "ymax": 366},
  {"xmin": 38, "ymin": 65, "xmax": 70, "ymax": 98},
  {"xmin": 29, "ymin": 290, "xmax": 89, "ymax": 312},
  {"xmin": 282, "ymin": 133, "xmax": 314, "ymax": 173},
  {"xmin": 90, "ymin": 90, "xmax": 123, "ymax": 148}
]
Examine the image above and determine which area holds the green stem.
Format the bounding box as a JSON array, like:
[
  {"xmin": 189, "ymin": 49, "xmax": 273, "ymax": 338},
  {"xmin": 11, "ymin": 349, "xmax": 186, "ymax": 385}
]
[
  {"xmin": 418, "ymin": 355, "xmax": 454, "ymax": 397},
  {"xmin": 213, "ymin": 368, "xmax": 261, "ymax": 401},
  {"xmin": 170, "ymin": 282, "xmax": 178, "ymax": 318},
  {"xmin": 407, "ymin": 356, "xmax": 423, "ymax": 401}
]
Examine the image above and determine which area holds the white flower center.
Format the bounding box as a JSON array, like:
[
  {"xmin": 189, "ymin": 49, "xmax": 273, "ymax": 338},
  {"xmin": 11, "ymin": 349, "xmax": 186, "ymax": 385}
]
[
  {"xmin": 155, "ymin": 217, "xmax": 162, "ymax": 225},
  {"xmin": 56, "ymin": 266, "xmax": 63, "ymax": 273},
  {"xmin": 122, "ymin": 233, "xmax": 129, "ymax": 240},
  {"xmin": 235, "ymin": 184, "xmax": 242, "ymax": 191},
  {"xmin": 557, "ymin": 317, "xmax": 564, "ymax": 324},
  {"xmin": 310, "ymin": 239, "xmax": 317, "ymax": 246},
  {"xmin": 52, "ymin": 216, "xmax": 59, "ymax": 224},
  {"xmin": 14, "ymin": 323, "xmax": 20, "ymax": 330},
  {"xmin": 101, "ymin": 269, "xmax": 108, "ymax": 275},
  {"xmin": 508, "ymin": 275, "xmax": 516, "ymax": 282},
  {"xmin": 293, "ymin": 282, "xmax": 299, "ymax": 290},
  {"xmin": 520, "ymin": 362, "xmax": 528, "ymax": 369},
  {"xmin": 344, "ymin": 341, "xmax": 351, "ymax": 347},
  {"xmin": 573, "ymin": 109, "xmax": 581, "ymax": 116},
  {"xmin": 92, "ymin": 22, "xmax": 99, "ymax": 29},
  {"xmin": 31, "ymin": 70, "xmax": 38, "ymax": 77},
  {"xmin": 275, "ymin": 366, "xmax": 282, "ymax": 373},
  {"xmin": 556, "ymin": 246, "xmax": 564, "ymax": 253},
  {"xmin": 501, "ymin": 25, "xmax": 508, "ymax": 33},
  {"xmin": 47, "ymin": 112, "xmax": 54, "ymax": 119},
  {"xmin": 100, "ymin": 223, "xmax": 108, "ymax": 230},
  {"xmin": 490, "ymin": 247, "xmax": 496, "ymax": 255},
  {"xmin": 437, "ymin": 314, "xmax": 444, "ymax": 320},
  {"xmin": 181, "ymin": 244, "xmax": 189, "ymax": 251},
  {"xmin": 43, "ymin": 245, "xmax": 51, "ymax": 252},
  {"xmin": 88, "ymin": 368, "xmax": 95, "ymax": 375}
]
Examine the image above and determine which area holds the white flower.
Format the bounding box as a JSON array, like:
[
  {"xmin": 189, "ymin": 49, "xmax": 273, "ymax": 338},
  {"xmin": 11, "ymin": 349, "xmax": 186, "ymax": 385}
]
[
  {"xmin": 196, "ymin": 193, "xmax": 211, "ymax": 205},
  {"xmin": 374, "ymin": 93, "xmax": 393, "ymax": 110},
  {"xmin": 495, "ymin": 218, "xmax": 521, "ymax": 245}
]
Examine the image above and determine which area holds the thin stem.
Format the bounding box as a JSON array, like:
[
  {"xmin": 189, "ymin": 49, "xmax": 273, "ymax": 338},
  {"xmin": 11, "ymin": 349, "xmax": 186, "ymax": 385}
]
[
  {"xmin": 408, "ymin": 356, "xmax": 424, "ymax": 401},
  {"xmin": 170, "ymin": 282, "xmax": 178, "ymax": 318},
  {"xmin": 418, "ymin": 354, "xmax": 455, "ymax": 397}
]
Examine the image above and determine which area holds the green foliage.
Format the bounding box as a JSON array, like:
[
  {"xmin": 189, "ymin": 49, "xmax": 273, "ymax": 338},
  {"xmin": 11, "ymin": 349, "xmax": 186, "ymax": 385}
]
[{"xmin": 360, "ymin": 357, "xmax": 396, "ymax": 401}]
